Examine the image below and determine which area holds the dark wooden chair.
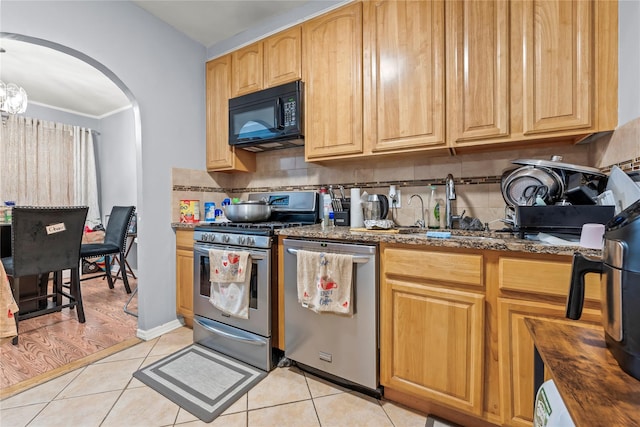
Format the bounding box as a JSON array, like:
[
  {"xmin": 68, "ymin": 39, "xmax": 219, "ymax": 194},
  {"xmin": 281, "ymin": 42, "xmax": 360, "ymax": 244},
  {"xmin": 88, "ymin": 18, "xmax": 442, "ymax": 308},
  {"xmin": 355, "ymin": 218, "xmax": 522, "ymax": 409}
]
[
  {"xmin": 80, "ymin": 206, "xmax": 135, "ymax": 294},
  {"xmin": 0, "ymin": 206, "xmax": 88, "ymax": 345}
]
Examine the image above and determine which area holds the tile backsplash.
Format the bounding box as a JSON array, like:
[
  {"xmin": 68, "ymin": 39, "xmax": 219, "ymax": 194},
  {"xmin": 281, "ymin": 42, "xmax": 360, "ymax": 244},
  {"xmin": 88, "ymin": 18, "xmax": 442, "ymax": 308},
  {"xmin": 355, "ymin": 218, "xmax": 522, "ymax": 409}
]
[{"xmin": 173, "ymin": 116, "xmax": 639, "ymax": 227}]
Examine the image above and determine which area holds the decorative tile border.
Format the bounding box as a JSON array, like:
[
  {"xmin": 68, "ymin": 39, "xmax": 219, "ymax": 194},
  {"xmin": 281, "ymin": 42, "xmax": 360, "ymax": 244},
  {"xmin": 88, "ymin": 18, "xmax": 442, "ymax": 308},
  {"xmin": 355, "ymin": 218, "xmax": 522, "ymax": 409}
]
[
  {"xmin": 173, "ymin": 158, "xmax": 638, "ymax": 194},
  {"xmin": 172, "ymin": 176, "xmax": 505, "ymax": 194},
  {"xmin": 600, "ymin": 157, "xmax": 640, "ymax": 174}
]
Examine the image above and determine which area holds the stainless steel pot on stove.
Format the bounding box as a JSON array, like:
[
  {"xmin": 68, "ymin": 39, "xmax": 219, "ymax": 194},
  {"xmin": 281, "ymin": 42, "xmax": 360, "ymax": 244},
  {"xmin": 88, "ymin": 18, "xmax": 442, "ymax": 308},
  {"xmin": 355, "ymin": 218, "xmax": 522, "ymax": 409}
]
[{"xmin": 223, "ymin": 200, "xmax": 272, "ymax": 222}]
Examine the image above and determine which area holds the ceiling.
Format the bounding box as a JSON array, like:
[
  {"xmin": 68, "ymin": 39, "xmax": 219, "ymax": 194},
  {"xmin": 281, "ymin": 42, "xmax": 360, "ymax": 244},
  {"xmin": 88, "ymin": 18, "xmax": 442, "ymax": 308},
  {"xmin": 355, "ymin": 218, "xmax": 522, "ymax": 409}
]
[{"xmin": 0, "ymin": 0, "xmax": 312, "ymax": 119}]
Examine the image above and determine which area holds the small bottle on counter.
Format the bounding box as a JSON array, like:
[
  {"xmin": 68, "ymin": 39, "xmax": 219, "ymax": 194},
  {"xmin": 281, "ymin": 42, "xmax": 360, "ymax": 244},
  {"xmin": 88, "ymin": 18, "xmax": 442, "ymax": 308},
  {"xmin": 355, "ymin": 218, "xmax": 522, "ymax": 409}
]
[
  {"xmin": 329, "ymin": 211, "xmax": 335, "ymax": 228},
  {"xmin": 428, "ymin": 187, "xmax": 440, "ymax": 229},
  {"xmin": 4, "ymin": 201, "xmax": 15, "ymax": 223},
  {"xmin": 322, "ymin": 206, "xmax": 330, "ymax": 230}
]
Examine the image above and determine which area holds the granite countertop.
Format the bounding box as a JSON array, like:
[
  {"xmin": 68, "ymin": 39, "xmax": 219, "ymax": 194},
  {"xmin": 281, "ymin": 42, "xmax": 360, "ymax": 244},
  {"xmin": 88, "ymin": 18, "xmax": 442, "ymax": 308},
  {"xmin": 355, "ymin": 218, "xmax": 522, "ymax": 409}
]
[
  {"xmin": 172, "ymin": 222, "xmax": 599, "ymax": 257},
  {"xmin": 173, "ymin": 222, "xmax": 198, "ymax": 229},
  {"xmin": 276, "ymin": 224, "xmax": 600, "ymax": 257}
]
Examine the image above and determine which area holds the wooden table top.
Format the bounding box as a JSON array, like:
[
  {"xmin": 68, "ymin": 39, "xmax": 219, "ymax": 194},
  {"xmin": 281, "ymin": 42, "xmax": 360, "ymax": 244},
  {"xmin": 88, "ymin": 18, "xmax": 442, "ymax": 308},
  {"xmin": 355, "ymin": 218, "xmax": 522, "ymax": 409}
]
[{"xmin": 525, "ymin": 318, "xmax": 640, "ymax": 427}]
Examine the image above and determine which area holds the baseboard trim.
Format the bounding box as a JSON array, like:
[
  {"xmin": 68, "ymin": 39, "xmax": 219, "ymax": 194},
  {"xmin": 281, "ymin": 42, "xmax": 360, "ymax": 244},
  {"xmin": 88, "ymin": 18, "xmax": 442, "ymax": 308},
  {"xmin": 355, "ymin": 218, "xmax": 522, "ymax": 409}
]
[{"xmin": 136, "ymin": 319, "xmax": 184, "ymax": 341}]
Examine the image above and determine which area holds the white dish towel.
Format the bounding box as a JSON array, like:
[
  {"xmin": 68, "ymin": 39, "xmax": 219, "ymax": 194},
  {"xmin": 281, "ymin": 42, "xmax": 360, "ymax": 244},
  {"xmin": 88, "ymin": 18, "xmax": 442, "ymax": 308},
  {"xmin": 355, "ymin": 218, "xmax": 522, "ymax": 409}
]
[
  {"xmin": 208, "ymin": 249, "xmax": 252, "ymax": 319},
  {"xmin": 296, "ymin": 249, "xmax": 354, "ymax": 316}
]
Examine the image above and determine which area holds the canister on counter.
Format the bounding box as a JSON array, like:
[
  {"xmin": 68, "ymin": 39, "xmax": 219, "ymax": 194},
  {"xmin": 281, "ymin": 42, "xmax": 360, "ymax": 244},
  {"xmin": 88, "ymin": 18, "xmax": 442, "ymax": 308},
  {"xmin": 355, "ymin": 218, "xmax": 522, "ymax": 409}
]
[
  {"xmin": 204, "ymin": 202, "xmax": 216, "ymax": 222},
  {"xmin": 180, "ymin": 199, "xmax": 200, "ymax": 223}
]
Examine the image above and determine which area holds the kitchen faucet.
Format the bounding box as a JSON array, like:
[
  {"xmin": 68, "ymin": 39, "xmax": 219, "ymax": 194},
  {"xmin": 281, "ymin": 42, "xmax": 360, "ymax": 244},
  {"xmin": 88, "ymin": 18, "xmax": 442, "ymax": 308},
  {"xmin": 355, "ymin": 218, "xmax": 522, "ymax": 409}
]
[
  {"xmin": 445, "ymin": 174, "xmax": 465, "ymax": 229},
  {"xmin": 408, "ymin": 194, "xmax": 425, "ymax": 228}
]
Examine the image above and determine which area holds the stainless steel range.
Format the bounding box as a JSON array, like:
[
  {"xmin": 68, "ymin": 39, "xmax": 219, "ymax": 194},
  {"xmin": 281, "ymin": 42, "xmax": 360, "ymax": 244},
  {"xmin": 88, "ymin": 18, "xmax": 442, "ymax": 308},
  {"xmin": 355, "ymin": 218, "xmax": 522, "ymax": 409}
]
[{"xmin": 192, "ymin": 191, "xmax": 319, "ymax": 371}]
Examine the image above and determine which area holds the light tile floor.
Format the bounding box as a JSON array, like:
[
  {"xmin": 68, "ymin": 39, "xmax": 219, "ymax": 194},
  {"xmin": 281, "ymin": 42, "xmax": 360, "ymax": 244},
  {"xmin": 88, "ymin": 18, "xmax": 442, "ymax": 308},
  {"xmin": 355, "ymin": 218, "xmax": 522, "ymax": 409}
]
[{"xmin": 1, "ymin": 327, "xmax": 429, "ymax": 427}]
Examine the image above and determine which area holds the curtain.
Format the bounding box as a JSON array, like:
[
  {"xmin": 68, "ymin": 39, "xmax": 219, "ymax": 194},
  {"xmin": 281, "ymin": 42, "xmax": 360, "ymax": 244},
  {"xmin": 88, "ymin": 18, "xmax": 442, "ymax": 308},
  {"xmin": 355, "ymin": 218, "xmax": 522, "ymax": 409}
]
[
  {"xmin": 73, "ymin": 126, "xmax": 100, "ymax": 225},
  {"xmin": 0, "ymin": 115, "xmax": 101, "ymax": 224}
]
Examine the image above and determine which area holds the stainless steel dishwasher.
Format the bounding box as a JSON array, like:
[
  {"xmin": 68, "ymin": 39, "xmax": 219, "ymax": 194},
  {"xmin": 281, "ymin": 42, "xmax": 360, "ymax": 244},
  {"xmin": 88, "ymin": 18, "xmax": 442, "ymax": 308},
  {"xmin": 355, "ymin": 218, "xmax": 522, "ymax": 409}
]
[{"xmin": 283, "ymin": 238, "xmax": 379, "ymax": 393}]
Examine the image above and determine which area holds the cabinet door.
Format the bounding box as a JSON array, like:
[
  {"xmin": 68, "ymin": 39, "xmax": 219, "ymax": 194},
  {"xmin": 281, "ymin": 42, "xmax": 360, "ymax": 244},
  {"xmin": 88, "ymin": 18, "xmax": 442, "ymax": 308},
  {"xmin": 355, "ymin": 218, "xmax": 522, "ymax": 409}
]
[
  {"xmin": 264, "ymin": 26, "xmax": 301, "ymax": 88},
  {"xmin": 231, "ymin": 42, "xmax": 263, "ymax": 97},
  {"xmin": 497, "ymin": 298, "xmax": 601, "ymax": 426},
  {"xmin": 176, "ymin": 247, "xmax": 194, "ymax": 325},
  {"xmin": 364, "ymin": 0, "xmax": 445, "ymax": 153},
  {"xmin": 176, "ymin": 229, "xmax": 194, "ymax": 327},
  {"xmin": 520, "ymin": 0, "xmax": 593, "ymax": 134},
  {"xmin": 381, "ymin": 279, "xmax": 485, "ymax": 415},
  {"xmin": 206, "ymin": 56, "xmax": 256, "ymax": 172},
  {"xmin": 446, "ymin": 0, "xmax": 510, "ymax": 145},
  {"xmin": 303, "ymin": 2, "xmax": 363, "ymax": 160}
]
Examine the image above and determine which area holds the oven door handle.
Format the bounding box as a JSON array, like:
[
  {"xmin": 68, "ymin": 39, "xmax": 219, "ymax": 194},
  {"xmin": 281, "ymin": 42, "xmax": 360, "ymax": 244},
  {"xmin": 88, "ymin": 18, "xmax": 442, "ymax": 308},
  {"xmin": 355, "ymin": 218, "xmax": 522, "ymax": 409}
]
[
  {"xmin": 194, "ymin": 247, "xmax": 267, "ymax": 260},
  {"xmin": 194, "ymin": 317, "xmax": 266, "ymax": 347},
  {"xmin": 286, "ymin": 248, "xmax": 370, "ymax": 264}
]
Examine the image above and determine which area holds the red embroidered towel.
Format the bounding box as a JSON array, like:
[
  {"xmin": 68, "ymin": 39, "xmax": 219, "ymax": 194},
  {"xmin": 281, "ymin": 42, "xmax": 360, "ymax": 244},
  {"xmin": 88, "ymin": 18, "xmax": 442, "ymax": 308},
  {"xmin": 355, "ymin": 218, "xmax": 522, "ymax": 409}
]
[{"xmin": 296, "ymin": 250, "xmax": 353, "ymax": 316}]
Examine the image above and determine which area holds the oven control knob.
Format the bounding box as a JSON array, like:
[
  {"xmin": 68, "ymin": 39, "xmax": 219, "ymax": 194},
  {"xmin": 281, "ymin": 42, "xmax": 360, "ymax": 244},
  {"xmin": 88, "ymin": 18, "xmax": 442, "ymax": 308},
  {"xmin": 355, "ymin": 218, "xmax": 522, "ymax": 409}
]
[
  {"xmin": 238, "ymin": 236, "xmax": 246, "ymax": 245},
  {"xmin": 222, "ymin": 235, "xmax": 230, "ymax": 243},
  {"xmin": 208, "ymin": 234, "xmax": 215, "ymax": 242},
  {"xmin": 247, "ymin": 237, "xmax": 255, "ymax": 246}
]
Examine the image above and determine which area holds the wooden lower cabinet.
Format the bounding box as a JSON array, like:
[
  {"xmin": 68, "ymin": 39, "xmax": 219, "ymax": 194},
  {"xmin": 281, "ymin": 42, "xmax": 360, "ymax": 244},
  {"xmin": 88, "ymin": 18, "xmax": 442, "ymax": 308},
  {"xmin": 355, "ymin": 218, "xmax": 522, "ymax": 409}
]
[
  {"xmin": 381, "ymin": 245, "xmax": 604, "ymax": 426},
  {"xmin": 497, "ymin": 298, "xmax": 601, "ymax": 426},
  {"xmin": 175, "ymin": 229, "xmax": 194, "ymax": 327},
  {"xmin": 381, "ymin": 245, "xmax": 485, "ymax": 416}
]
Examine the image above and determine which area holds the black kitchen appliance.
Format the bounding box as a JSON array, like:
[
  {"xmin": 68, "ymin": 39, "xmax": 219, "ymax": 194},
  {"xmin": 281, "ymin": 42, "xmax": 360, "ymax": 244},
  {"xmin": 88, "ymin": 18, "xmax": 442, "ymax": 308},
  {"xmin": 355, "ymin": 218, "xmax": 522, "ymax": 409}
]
[
  {"xmin": 566, "ymin": 198, "xmax": 640, "ymax": 380},
  {"xmin": 513, "ymin": 205, "xmax": 615, "ymax": 238},
  {"xmin": 228, "ymin": 80, "xmax": 303, "ymax": 152}
]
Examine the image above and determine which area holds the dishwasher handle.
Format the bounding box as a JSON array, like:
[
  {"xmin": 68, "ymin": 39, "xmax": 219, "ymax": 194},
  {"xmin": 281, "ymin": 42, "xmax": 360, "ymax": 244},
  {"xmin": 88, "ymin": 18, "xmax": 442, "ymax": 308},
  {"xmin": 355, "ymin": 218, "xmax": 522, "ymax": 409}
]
[{"xmin": 286, "ymin": 247, "xmax": 370, "ymax": 264}]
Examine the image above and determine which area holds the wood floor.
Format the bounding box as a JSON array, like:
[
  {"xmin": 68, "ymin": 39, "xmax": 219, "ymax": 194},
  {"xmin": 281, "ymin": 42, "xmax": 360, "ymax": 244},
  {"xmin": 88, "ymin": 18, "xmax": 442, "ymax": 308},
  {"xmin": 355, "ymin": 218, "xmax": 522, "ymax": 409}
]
[{"xmin": 0, "ymin": 275, "xmax": 139, "ymax": 394}]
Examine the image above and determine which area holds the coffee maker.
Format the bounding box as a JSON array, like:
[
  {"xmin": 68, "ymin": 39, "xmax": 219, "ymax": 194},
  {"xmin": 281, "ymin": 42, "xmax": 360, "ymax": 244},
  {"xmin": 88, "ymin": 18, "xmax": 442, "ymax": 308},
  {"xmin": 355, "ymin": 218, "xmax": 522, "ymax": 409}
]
[{"xmin": 567, "ymin": 198, "xmax": 640, "ymax": 380}]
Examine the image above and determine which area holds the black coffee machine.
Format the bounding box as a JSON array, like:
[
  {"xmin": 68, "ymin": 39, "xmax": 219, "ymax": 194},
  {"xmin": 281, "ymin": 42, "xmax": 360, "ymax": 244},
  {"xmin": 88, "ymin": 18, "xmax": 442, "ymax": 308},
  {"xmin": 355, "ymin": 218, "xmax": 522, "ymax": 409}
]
[{"xmin": 567, "ymin": 198, "xmax": 640, "ymax": 380}]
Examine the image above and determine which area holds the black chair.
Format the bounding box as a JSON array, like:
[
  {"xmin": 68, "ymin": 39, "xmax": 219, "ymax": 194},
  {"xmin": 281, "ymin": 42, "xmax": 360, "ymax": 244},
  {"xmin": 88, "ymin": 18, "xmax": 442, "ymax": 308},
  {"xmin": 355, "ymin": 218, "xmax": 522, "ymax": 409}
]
[
  {"xmin": 81, "ymin": 206, "xmax": 135, "ymax": 294},
  {"xmin": 1, "ymin": 206, "xmax": 88, "ymax": 345}
]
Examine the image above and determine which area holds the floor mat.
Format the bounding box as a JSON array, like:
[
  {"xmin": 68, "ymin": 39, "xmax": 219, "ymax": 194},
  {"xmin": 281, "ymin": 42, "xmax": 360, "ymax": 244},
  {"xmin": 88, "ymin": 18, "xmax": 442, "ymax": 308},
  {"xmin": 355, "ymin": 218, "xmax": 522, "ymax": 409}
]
[{"xmin": 133, "ymin": 344, "xmax": 266, "ymax": 423}]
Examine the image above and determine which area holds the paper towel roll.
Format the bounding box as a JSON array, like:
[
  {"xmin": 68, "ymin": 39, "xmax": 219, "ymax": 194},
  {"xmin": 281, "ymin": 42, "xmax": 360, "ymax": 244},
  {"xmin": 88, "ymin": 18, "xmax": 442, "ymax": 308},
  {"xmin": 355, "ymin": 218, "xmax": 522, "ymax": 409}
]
[{"xmin": 350, "ymin": 188, "xmax": 364, "ymax": 227}]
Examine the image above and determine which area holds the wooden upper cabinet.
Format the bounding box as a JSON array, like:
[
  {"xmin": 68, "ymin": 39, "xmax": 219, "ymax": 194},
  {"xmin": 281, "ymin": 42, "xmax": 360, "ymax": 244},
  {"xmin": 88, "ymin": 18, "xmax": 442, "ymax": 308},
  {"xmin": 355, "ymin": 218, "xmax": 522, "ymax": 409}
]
[
  {"xmin": 364, "ymin": 0, "xmax": 446, "ymax": 154},
  {"xmin": 206, "ymin": 56, "xmax": 256, "ymax": 172},
  {"xmin": 450, "ymin": 0, "xmax": 617, "ymax": 151},
  {"xmin": 521, "ymin": 0, "xmax": 592, "ymax": 134},
  {"xmin": 231, "ymin": 42, "xmax": 264, "ymax": 97},
  {"xmin": 303, "ymin": 2, "xmax": 364, "ymax": 160},
  {"xmin": 264, "ymin": 26, "xmax": 302, "ymax": 88},
  {"xmin": 232, "ymin": 26, "xmax": 301, "ymax": 98},
  {"xmin": 446, "ymin": 0, "xmax": 510, "ymax": 145}
]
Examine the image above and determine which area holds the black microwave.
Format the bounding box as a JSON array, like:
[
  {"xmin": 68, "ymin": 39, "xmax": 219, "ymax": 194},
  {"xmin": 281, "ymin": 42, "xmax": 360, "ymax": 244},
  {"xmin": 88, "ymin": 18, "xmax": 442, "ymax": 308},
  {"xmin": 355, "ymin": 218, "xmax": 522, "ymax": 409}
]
[{"xmin": 228, "ymin": 80, "xmax": 304, "ymax": 152}]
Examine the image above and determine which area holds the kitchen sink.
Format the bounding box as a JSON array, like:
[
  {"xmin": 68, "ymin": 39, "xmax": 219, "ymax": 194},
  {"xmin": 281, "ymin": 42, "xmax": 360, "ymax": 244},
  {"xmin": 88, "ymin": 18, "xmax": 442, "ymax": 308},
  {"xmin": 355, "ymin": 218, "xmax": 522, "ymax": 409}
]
[
  {"xmin": 449, "ymin": 235, "xmax": 496, "ymax": 241},
  {"xmin": 395, "ymin": 228, "xmax": 505, "ymax": 241}
]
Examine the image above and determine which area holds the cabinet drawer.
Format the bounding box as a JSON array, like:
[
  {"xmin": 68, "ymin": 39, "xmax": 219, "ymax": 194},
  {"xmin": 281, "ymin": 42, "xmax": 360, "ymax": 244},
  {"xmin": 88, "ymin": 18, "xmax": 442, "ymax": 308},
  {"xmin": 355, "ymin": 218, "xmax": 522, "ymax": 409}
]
[
  {"xmin": 384, "ymin": 248, "xmax": 483, "ymax": 287},
  {"xmin": 176, "ymin": 229, "xmax": 194, "ymax": 249},
  {"xmin": 499, "ymin": 257, "xmax": 600, "ymax": 302}
]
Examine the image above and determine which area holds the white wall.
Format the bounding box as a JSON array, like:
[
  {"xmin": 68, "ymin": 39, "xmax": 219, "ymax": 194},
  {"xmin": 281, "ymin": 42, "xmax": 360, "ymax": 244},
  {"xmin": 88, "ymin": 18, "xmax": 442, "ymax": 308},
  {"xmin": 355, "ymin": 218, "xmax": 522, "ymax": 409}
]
[
  {"xmin": 206, "ymin": 0, "xmax": 348, "ymax": 59},
  {"xmin": 99, "ymin": 108, "xmax": 137, "ymax": 216},
  {"xmin": 618, "ymin": 0, "xmax": 640, "ymax": 125},
  {"xmin": 2, "ymin": 0, "xmax": 206, "ymax": 333},
  {"xmin": 24, "ymin": 103, "xmax": 101, "ymax": 130},
  {"xmin": 99, "ymin": 108, "xmax": 138, "ymax": 271}
]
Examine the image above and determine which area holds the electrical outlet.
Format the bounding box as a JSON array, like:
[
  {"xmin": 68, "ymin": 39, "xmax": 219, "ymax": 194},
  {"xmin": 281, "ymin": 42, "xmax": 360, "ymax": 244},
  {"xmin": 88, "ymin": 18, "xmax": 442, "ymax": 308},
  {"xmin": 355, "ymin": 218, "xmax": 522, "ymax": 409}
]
[{"xmin": 389, "ymin": 189, "xmax": 401, "ymax": 208}]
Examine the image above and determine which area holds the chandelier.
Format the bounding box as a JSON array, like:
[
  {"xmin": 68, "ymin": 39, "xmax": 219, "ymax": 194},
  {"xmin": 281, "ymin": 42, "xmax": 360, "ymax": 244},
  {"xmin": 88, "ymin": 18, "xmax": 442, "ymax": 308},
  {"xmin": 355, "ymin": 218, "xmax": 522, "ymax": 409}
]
[{"xmin": 0, "ymin": 79, "xmax": 28, "ymax": 114}]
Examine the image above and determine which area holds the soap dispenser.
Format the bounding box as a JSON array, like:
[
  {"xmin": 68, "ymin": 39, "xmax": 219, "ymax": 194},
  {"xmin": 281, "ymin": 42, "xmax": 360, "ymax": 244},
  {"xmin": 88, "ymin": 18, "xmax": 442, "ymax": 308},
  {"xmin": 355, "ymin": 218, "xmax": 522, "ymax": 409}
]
[{"xmin": 428, "ymin": 186, "xmax": 441, "ymax": 229}]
